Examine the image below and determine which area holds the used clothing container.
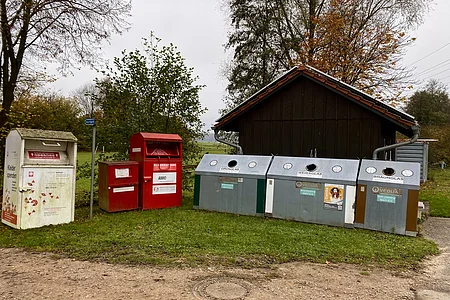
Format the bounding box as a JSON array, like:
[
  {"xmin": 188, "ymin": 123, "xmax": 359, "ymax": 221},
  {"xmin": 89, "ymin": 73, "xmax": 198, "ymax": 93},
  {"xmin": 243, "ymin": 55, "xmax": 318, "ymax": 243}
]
[
  {"xmin": 98, "ymin": 161, "xmax": 139, "ymax": 212},
  {"xmin": 2, "ymin": 129, "xmax": 77, "ymax": 229},
  {"xmin": 129, "ymin": 133, "xmax": 182, "ymax": 210}
]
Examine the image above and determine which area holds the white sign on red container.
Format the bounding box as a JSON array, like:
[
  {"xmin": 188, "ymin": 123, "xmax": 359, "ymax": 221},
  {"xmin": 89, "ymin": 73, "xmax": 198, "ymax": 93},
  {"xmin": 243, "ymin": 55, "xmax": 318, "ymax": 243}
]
[
  {"xmin": 153, "ymin": 172, "xmax": 177, "ymax": 184},
  {"xmin": 152, "ymin": 184, "xmax": 176, "ymax": 195},
  {"xmin": 115, "ymin": 168, "xmax": 130, "ymax": 178}
]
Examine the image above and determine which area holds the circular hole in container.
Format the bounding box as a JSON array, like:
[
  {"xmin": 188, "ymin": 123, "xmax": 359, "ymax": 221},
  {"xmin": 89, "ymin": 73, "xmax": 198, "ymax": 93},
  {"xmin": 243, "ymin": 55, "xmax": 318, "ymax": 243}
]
[
  {"xmin": 306, "ymin": 164, "xmax": 317, "ymax": 172},
  {"xmin": 382, "ymin": 167, "xmax": 395, "ymax": 176},
  {"xmin": 283, "ymin": 163, "xmax": 293, "ymax": 170},
  {"xmin": 228, "ymin": 160, "xmax": 238, "ymax": 168}
]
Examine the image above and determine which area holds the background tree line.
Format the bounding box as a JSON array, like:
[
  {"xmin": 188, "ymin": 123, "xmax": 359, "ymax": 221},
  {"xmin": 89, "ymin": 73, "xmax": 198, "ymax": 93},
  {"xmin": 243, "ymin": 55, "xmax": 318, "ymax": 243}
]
[{"xmin": 406, "ymin": 79, "xmax": 450, "ymax": 163}]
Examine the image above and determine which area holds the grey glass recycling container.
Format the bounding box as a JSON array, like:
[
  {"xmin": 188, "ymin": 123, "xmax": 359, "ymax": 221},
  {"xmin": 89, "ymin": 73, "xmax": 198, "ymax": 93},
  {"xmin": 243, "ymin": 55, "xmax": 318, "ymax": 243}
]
[
  {"xmin": 193, "ymin": 154, "xmax": 273, "ymax": 216},
  {"xmin": 355, "ymin": 159, "xmax": 421, "ymax": 236},
  {"xmin": 265, "ymin": 156, "xmax": 360, "ymax": 227}
]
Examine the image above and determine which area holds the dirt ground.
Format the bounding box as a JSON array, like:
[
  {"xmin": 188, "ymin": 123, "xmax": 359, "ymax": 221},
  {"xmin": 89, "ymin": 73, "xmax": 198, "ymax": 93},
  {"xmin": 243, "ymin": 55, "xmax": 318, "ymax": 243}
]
[{"xmin": 0, "ymin": 217, "xmax": 448, "ymax": 300}]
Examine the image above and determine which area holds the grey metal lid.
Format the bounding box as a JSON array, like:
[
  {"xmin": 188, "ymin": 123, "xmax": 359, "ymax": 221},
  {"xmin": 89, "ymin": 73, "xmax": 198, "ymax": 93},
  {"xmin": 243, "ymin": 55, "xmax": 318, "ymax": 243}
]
[
  {"xmin": 14, "ymin": 128, "xmax": 77, "ymax": 141},
  {"xmin": 195, "ymin": 154, "xmax": 273, "ymax": 179},
  {"xmin": 267, "ymin": 156, "xmax": 360, "ymax": 184},
  {"xmin": 358, "ymin": 159, "xmax": 420, "ymax": 186}
]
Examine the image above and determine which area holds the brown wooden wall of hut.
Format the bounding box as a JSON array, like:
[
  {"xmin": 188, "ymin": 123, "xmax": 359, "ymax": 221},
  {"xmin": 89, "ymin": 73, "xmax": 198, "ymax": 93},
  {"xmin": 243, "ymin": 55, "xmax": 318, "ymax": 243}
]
[{"xmin": 235, "ymin": 76, "xmax": 396, "ymax": 159}]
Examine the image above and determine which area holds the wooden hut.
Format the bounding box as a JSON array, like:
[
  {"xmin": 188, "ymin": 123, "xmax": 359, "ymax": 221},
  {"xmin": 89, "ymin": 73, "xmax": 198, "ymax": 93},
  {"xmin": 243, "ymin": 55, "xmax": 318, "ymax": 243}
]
[{"xmin": 213, "ymin": 65, "xmax": 418, "ymax": 160}]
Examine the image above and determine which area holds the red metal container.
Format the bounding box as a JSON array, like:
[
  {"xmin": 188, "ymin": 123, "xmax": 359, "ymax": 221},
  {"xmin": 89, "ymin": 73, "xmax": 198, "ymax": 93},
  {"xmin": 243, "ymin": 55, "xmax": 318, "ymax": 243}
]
[
  {"xmin": 129, "ymin": 133, "xmax": 183, "ymax": 210},
  {"xmin": 98, "ymin": 161, "xmax": 139, "ymax": 212}
]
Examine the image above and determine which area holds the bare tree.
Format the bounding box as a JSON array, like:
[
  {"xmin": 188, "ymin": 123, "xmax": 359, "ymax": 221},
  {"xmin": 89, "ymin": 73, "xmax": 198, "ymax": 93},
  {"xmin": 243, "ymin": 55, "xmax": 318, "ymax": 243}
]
[
  {"xmin": 71, "ymin": 82, "xmax": 100, "ymax": 117},
  {"xmin": 0, "ymin": 0, "xmax": 131, "ymax": 133}
]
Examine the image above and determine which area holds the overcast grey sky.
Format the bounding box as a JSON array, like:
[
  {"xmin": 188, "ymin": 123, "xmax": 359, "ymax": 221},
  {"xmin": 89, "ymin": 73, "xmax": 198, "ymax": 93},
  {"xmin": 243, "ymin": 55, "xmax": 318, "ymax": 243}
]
[{"xmin": 50, "ymin": 0, "xmax": 450, "ymax": 131}]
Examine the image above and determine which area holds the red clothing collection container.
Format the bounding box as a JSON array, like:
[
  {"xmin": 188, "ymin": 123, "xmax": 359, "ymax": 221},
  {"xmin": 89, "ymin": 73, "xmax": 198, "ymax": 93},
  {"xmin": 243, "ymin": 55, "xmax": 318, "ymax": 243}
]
[
  {"xmin": 98, "ymin": 161, "xmax": 139, "ymax": 212},
  {"xmin": 129, "ymin": 133, "xmax": 183, "ymax": 210}
]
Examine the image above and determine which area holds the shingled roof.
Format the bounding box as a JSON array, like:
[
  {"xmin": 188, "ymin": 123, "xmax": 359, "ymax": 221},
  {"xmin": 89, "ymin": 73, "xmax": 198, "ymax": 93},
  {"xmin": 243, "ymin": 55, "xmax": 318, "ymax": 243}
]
[{"xmin": 213, "ymin": 65, "xmax": 417, "ymax": 136}]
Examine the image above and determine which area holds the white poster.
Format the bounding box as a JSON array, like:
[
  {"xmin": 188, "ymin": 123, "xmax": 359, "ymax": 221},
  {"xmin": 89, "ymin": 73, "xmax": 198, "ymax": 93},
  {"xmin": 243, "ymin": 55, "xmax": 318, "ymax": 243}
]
[{"xmin": 20, "ymin": 167, "xmax": 74, "ymax": 229}]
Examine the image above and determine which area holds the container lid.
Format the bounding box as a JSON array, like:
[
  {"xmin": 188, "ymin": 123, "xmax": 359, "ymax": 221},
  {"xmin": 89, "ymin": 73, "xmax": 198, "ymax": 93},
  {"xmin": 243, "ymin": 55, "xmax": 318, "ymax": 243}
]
[
  {"xmin": 195, "ymin": 154, "xmax": 273, "ymax": 179},
  {"xmin": 358, "ymin": 159, "xmax": 420, "ymax": 186},
  {"xmin": 132, "ymin": 132, "xmax": 182, "ymax": 142},
  {"xmin": 267, "ymin": 156, "xmax": 360, "ymax": 184},
  {"xmin": 14, "ymin": 128, "xmax": 77, "ymax": 142}
]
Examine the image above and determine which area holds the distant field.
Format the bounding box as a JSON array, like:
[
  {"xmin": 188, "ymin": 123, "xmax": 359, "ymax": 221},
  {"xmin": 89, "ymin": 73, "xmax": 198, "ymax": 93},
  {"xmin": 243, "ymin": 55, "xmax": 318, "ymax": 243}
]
[{"xmin": 198, "ymin": 142, "xmax": 233, "ymax": 155}]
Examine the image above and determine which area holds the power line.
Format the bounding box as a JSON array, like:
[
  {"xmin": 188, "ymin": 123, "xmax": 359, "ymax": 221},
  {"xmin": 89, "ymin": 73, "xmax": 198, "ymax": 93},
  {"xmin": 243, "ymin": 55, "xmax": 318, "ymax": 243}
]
[
  {"xmin": 420, "ymin": 67, "xmax": 450, "ymax": 81},
  {"xmin": 408, "ymin": 42, "xmax": 450, "ymax": 67},
  {"xmin": 415, "ymin": 58, "xmax": 450, "ymax": 76},
  {"xmin": 438, "ymin": 74, "xmax": 450, "ymax": 81}
]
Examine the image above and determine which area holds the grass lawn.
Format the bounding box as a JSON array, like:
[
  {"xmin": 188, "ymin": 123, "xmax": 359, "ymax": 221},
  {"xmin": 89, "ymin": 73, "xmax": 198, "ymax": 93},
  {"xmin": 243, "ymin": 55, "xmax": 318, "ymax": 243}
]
[
  {"xmin": 420, "ymin": 167, "xmax": 450, "ymax": 217},
  {"xmin": 0, "ymin": 191, "xmax": 438, "ymax": 269}
]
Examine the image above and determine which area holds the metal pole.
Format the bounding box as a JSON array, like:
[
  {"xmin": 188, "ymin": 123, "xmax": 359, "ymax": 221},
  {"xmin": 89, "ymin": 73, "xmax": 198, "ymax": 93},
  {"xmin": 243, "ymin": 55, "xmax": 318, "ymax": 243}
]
[{"xmin": 89, "ymin": 125, "xmax": 96, "ymax": 219}]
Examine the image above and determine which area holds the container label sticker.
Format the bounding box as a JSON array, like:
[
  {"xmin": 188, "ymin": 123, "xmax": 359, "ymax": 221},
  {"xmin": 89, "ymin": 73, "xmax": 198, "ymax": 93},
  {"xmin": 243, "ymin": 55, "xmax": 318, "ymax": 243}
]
[
  {"xmin": 371, "ymin": 186, "xmax": 402, "ymax": 196},
  {"xmin": 153, "ymin": 163, "xmax": 177, "ymax": 171},
  {"xmin": 113, "ymin": 186, "xmax": 134, "ymax": 193},
  {"xmin": 377, "ymin": 194, "xmax": 396, "ymax": 203},
  {"xmin": 300, "ymin": 189, "xmax": 316, "ymax": 196},
  {"xmin": 297, "ymin": 171, "xmax": 323, "ymax": 178},
  {"xmin": 219, "ymin": 167, "xmax": 240, "ymax": 173},
  {"xmin": 153, "ymin": 172, "xmax": 177, "ymax": 184},
  {"xmin": 28, "ymin": 151, "xmax": 60, "ymax": 160},
  {"xmin": 131, "ymin": 147, "xmax": 141, "ymax": 153},
  {"xmin": 115, "ymin": 168, "xmax": 130, "ymax": 178},
  {"xmin": 238, "ymin": 178, "xmax": 244, "ymax": 183},
  {"xmin": 221, "ymin": 183, "xmax": 235, "ymax": 190},
  {"xmin": 296, "ymin": 181, "xmax": 321, "ymax": 189},
  {"xmin": 373, "ymin": 175, "xmax": 404, "ymax": 184},
  {"xmin": 152, "ymin": 184, "xmax": 177, "ymax": 195},
  {"xmin": 219, "ymin": 177, "xmax": 238, "ymax": 183},
  {"xmin": 323, "ymin": 184, "xmax": 344, "ymax": 210}
]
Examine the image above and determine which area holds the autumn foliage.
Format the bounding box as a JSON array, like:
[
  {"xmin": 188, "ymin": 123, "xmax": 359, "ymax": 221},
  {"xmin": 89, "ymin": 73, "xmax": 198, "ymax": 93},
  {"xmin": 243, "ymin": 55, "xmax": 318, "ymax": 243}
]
[
  {"xmin": 224, "ymin": 0, "xmax": 430, "ymax": 110},
  {"xmin": 298, "ymin": 0, "xmax": 413, "ymax": 98}
]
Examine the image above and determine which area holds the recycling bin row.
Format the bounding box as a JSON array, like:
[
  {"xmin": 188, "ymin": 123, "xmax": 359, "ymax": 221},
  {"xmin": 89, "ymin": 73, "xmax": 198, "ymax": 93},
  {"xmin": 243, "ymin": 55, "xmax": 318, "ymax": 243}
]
[{"xmin": 194, "ymin": 154, "xmax": 421, "ymax": 236}]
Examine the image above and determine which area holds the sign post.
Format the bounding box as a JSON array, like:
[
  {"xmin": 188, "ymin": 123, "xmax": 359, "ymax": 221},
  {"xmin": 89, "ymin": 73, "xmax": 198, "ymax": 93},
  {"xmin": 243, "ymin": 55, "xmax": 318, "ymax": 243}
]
[{"xmin": 85, "ymin": 118, "xmax": 96, "ymax": 219}]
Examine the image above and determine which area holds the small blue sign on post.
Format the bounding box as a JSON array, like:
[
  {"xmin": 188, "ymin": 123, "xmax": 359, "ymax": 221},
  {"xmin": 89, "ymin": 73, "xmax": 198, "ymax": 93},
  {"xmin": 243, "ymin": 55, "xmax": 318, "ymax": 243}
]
[{"xmin": 85, "ymin": 118, "xmax": 95, "ymax": 126}]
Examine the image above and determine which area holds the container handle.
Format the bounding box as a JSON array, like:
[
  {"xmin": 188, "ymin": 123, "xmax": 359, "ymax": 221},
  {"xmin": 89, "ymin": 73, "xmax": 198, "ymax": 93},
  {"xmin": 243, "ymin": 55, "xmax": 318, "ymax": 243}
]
[
  {"xmin": 157, "ymin": 156, "xmax": 171, "ymax": 171},
  {"xmin": 41, "ymin": 141, "xmax": 61, "ymax": 147}
]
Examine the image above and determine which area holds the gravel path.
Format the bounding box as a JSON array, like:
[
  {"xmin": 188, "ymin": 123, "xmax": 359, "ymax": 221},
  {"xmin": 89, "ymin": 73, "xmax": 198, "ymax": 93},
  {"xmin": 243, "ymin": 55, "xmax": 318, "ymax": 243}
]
[
  {"xmin": 0, "ymin": 247, "xmax": 418, "ymax": 300},
  {"xmin": 415, "ymin": 217, "xmax": 450, "ymax": 300},
  {"xmin": 1, "ymin": 217, "xmax": 449, "ymax": 299}
]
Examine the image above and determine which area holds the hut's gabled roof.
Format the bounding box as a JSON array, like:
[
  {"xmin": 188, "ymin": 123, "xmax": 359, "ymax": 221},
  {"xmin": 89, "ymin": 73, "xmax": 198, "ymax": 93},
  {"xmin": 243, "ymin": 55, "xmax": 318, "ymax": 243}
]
[{"xmin": 213, "ymin": 65, "xmax": 417, "ymax": 136}]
